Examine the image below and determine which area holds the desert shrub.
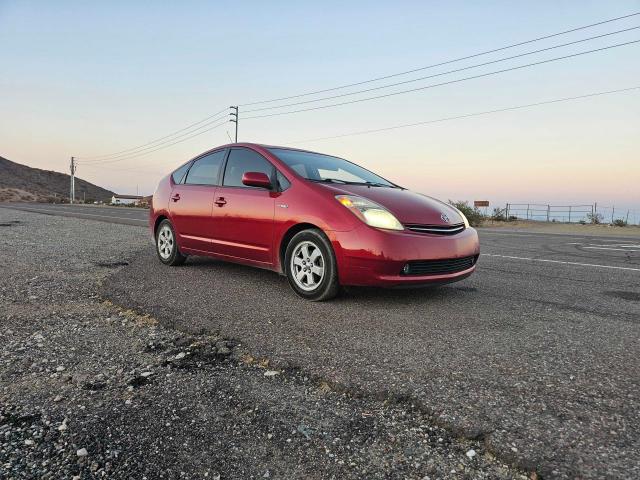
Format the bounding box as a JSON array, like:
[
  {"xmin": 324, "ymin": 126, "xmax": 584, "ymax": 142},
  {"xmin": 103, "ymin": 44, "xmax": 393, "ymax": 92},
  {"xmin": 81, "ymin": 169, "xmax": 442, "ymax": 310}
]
[
  {"xmin": 448, "ymin": 200, "xmax": 483, "ymax": 227},
  {"xmin": 578, "ymin": 220, "xmax": 586, "ymax": 225},
  {"xmin": 586, "ymin": 212, "xmax": 603, "ymax": 224},
  {"xmin": 508, "ymin": 215, "xmax": 518, "ymax": 221},
  {"xmin": 613, "ymin": 219, "xmax": 627, "ymax": 227},
  {"xmin": 491, "ymin": 207, "xmax": 506, "ymax": 221}
]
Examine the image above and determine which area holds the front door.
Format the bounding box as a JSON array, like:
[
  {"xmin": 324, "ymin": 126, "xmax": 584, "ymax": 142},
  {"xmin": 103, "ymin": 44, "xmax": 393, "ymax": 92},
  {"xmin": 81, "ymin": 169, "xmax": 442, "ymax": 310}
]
[
  {"xmin": 169, "ymin": 150, "xmax": 226, "ymax": 252},
  {"xmin": 211, "ymin": 147, "xmax": 276, "ymax": 264}
]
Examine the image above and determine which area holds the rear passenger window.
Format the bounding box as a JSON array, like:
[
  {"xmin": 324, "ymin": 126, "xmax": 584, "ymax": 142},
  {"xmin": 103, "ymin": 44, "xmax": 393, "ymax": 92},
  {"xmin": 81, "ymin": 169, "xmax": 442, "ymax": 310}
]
[
  {"xmin": 223, "ymin": 148, "xmax": 274, "ymax": 187},
  {"xmin": 184, "ymin": 150, "xmax": 226, "ymax": 185},
  {"xmin": 171, "ymin": 162, "xmax": 191, "ymax": 184}
]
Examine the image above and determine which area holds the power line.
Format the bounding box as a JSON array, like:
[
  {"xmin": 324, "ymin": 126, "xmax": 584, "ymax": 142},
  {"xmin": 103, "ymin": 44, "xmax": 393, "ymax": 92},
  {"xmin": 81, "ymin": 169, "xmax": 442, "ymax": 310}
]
[
  {"xmin": 81, "ymin": 163, "xmax": 165, "ymax": 174},
  {"xmin": 80, "ymin": 112, "xmax": 229, "ymax": 164},
  {"xmin": 242, "ymin": 26, "xmax": 639, "ymax": 114},
  {"xmin": 73, "ymin": 13, "xmax": 640, "ymax": 167},
  {"xmin": 78, "ymin": 106, "xmax": 230, "ymax": 161},
  {"xmin": 287, "ymin": 86, "xmax": 640, "ymax": 144},
  {"xmin": 79, "ymin": 120, "xmax": 230, "ymax": 166},
  {"xmin": 242, "ymin": 39, "xmax": 640, "ymax": 120},
  {"xmin": 80, "ymin": 86, "xmax": 640, "ymax": 176},
  {"xmin": 239, "ymin": 12, "xmax": 640, "ymax": 107}
]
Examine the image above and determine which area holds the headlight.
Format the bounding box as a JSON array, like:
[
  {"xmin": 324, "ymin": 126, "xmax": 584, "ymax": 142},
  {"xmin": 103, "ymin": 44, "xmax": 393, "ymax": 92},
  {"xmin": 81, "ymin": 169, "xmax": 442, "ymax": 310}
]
[{"xmin": 336, "ymin": 195, "xmax": 403, "ymax": 230}]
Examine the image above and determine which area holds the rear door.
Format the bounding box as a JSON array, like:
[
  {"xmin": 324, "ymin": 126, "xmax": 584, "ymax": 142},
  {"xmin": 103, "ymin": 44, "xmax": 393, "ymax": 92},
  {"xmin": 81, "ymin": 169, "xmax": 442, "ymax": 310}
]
[
  {"xmin": 210, "ymin": 147, "xmax": 276, "ymax": 264},
  {"xmin": 169, "ymin": 149, "xmax": 226, "ymax": 252}
]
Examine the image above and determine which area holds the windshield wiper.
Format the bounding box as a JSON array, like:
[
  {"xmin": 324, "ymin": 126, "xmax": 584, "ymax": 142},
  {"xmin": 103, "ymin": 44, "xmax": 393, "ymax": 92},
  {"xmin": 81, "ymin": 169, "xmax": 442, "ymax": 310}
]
[
  {"xmin": 309, "ymin": 178, "xmax": 403, "ymax": 189},
  {"xmin": 361, "ymin": 181, "xmax": 391, "ymax": 188},
  {"xmin": 308, "ymin": 178, "xmax": 349, "ymax": 184},
  {"xmin": 351, "ymin": 181, "xmax": 403, "ymax": 189}
]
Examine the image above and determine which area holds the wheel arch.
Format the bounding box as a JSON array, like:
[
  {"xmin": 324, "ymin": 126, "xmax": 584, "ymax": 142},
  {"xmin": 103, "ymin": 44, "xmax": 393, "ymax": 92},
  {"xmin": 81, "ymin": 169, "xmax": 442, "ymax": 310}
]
[
  {"xmin": 153, "ymin": 215, "xmax": 169, "ymax": 235},
  {"xmin": 279, "ymin": 222, "xmax": 324, "ymax": 274}
]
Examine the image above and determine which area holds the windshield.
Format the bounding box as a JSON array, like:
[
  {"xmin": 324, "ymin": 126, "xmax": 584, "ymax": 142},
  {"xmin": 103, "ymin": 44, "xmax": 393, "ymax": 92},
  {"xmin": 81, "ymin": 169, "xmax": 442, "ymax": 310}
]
[{"xmin": 267, "ymin": 148, "xmax": 397, "ymax": 187}]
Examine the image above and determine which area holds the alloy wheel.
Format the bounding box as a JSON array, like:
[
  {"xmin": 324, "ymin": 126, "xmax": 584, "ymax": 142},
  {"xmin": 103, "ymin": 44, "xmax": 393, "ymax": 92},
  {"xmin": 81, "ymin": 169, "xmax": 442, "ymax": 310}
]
[
  {"xmin": 157, "ymin": 225, "xmax": 174, "ymax": 260},
  {"xmin": 290, "ymin": 240, "xmax": 325, "ymax": 291}
]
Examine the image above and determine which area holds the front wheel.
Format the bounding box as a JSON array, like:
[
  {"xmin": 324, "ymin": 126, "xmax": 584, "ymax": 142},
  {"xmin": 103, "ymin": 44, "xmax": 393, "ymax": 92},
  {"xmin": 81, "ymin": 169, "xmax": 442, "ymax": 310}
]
[
  {"xmin": 285, "ymin": 229, "xmax": 339, "ymax": 301},
  {"xmin": 155, "ymin": 219, "xmax": 186, "ymax": 266}
]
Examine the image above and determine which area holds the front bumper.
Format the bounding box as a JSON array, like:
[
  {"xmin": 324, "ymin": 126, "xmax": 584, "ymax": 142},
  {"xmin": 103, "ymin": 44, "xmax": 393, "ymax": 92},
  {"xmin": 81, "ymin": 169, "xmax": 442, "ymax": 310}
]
[{"xmin": 330, "ymin": 223, "xmax": 480, "ymax": 287}]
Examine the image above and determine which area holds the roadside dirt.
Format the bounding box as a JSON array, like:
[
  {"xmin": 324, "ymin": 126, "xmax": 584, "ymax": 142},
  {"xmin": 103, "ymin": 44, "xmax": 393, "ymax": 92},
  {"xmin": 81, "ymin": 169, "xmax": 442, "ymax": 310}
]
[
  {"xmin": 0, "ymin": 208, "xmax": 527, "ymax": 479},
  {"xmin": 480, "ymin": 220, "xmax": 640, "ymax": 236}
]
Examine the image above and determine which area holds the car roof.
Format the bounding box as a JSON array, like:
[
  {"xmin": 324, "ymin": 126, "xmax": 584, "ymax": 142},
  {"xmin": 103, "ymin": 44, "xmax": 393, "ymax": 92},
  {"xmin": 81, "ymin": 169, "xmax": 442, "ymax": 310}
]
[
  {"xmin": 181, "ymin": 142, "xmax": 337, "ymax": 165},
  {"xmin": 228, "ymin": 142, "xmax": 328, "ymax": 156}
]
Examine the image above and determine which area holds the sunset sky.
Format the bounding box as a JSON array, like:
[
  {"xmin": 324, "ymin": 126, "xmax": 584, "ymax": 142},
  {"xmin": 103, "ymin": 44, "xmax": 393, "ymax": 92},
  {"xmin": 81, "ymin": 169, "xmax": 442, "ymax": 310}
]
[{"xmin": 1, "ymin": 1, "xmax": 639, "ymax": 212}]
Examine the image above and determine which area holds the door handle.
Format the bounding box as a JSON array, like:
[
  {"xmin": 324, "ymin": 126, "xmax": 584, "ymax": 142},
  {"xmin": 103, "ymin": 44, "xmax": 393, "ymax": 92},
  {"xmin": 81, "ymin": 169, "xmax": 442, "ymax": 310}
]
[
  {"xmin": 214, "ymin": 197, "xmax": 227, "ymax": 207},
  {"xmin": 171, "ymin": 194, "xmax": 181, "ymax": 202}
]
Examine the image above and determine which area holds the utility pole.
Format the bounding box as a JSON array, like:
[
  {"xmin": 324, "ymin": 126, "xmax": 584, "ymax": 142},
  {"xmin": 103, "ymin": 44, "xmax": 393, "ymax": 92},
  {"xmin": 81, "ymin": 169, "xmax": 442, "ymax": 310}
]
[
  {"xmin": 229, "ymin": 106, "xmax": 238, "ymax": 142},
  {"xmin": 69, "ymin": 156, "xmax": 76, "ymax": 204}
]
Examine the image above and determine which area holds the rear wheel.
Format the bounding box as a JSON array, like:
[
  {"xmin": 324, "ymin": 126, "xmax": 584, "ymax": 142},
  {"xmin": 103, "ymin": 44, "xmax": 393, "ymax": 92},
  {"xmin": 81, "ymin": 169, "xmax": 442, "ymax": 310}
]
[
  {"xmin": 155, "ymin": 219, "xmax": 186, "ymax": 266},
  {"xmin": 285, "ymin": 229, "xmax": 339, "ymax": 301}
]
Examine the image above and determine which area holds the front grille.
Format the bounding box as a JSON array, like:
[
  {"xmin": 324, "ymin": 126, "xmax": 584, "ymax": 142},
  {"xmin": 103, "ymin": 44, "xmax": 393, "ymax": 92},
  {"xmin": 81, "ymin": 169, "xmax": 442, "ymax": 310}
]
[
  {"xmin": 404, "ymin": 223, "xmax": 465, "ymax": 235},
  {"xmin": 401, "ymin": 255, "xmax": 478, "ymax": 276}
]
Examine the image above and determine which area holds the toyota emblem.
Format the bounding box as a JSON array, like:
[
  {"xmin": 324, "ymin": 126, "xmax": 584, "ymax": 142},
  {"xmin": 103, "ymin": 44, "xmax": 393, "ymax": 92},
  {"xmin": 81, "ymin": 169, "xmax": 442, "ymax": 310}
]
[{"xmin": 441, "ymin": 213, "xmax": 450, "ymax": 223}]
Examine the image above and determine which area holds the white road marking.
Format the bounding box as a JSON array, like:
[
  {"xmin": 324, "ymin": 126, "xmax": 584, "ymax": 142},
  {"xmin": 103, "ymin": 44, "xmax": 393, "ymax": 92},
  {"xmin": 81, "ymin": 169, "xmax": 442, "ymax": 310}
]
[
  {"xmin": 483, "ymin": 253, "xmax": 640, "ymax": 272},
  {"xmin": 583, "ymin": 246, "xmax": 639, "ymax": 252},
  {"xmin": 567, "ymin": 242, "xmax": 640, "ymax": 249},
  {"xmin": 588, "ymin": 244, "xmax": 640, "ymax": 248},
  {"xmin": 8, "ymin": 207, "xmax": 147, "ymax": 223},
  {"xmin": 36, "ymin": 206, "xmax": 142, "ymax": 216}
]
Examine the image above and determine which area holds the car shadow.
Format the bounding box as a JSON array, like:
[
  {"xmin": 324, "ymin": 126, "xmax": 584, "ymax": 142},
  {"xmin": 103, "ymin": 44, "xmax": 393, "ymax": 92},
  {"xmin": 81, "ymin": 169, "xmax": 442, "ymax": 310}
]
[{"xmin": 182, "ymin": 254, "xmax": 475, "ymax": 306}]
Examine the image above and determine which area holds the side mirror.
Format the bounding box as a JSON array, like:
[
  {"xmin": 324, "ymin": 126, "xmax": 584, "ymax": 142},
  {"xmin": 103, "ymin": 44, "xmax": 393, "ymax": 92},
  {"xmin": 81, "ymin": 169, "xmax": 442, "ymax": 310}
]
[{"xmin": 242, "ymin": 171, "xmax": 272, "ymax": 189}]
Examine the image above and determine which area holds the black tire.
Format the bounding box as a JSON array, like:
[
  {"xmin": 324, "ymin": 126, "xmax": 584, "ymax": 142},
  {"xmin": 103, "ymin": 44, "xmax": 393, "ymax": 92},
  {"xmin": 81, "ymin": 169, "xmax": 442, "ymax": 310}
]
[
  {"xmin": 285, "ymin": 229, "xmax": 339, "ymax": 301},
  {"xmin": 155, "ymin": 219, "xmax": 187, "ymax": 266}
]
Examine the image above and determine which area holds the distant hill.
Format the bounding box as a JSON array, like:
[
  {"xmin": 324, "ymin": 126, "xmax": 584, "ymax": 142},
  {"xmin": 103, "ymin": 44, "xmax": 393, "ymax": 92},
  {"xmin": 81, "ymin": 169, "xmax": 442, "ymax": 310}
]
[{"xmin": 0, "ymin": 156, "xmax": 114, "ymax": 203}]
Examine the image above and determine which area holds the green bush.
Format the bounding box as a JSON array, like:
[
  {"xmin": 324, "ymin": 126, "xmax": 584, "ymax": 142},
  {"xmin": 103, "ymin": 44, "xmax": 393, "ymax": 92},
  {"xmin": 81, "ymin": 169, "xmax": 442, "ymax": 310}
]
[
  {"xmin": 613, "ymin": 219, "xmax": 627, "ymax": 227},
  {"xmin": 586, "ymin": 212, "xmax": 603, "ymax": 224},
  {"xmin": 448, "ymin": 200, "xmax": 483, "ymax": 227}
]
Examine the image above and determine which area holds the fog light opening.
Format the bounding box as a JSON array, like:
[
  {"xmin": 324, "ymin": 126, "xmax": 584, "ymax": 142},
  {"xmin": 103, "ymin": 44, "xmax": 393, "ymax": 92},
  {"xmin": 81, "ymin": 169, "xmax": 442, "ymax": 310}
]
[{"xmin": 402, "ymin": 264, "xmax": 411, "ymax": 275}]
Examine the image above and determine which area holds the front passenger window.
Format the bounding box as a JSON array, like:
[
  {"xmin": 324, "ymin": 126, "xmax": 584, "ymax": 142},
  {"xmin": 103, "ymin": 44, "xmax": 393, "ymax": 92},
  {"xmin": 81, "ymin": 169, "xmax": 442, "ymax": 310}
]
[{"xmin": 223, "ymin": 148, "xmax": 274, "ymax": 187}]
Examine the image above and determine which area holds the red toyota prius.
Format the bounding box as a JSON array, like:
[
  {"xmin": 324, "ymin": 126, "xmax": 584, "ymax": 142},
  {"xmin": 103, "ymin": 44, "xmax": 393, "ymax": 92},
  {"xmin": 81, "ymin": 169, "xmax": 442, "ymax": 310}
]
[{"xmin": 150, "ymin": 143, "xmax": 479, "ymax": 301}]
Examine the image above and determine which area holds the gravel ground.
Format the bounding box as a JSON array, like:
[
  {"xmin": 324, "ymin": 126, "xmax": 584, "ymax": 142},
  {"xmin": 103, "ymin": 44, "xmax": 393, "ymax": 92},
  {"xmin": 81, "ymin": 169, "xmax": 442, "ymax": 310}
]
[
  {"xmin": 102, "ymin": 225, "xmax": 640, "ymax": 477},
  {"xmin": 0, "ymin": 208, "xmax": 527, "ymax": 479}
]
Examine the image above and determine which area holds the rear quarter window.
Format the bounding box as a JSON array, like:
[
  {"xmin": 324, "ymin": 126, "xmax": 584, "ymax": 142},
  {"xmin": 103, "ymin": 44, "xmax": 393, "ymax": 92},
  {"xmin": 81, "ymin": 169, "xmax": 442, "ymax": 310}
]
[{"xmin": 171, "ymin": 162, "xmax": 191, "ymax": 184}]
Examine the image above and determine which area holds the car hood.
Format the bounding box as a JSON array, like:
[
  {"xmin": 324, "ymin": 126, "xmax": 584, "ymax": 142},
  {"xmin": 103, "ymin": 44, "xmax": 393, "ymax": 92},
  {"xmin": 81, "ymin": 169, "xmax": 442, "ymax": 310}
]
[{"xmin": 317, "ymin": 184, "xmax": 464, "ymax": 225}]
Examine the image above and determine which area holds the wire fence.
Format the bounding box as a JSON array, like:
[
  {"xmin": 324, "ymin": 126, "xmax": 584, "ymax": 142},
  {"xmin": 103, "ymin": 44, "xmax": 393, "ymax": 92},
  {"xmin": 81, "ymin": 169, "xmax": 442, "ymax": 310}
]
[{"xmin": 490, "ymin": 203, "xmax": 640, "ymax": 225}]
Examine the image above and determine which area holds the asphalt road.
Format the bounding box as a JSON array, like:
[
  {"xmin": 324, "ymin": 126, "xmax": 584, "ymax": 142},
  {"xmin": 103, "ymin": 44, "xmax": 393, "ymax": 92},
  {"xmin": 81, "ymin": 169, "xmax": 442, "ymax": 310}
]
[
  {"xmin": 3, "ymin": 203, "xmax": 640, "ymax": 478},
  {"xmin": 3, "ymin": 203, "xmax": 149, "ymax": 227}
]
